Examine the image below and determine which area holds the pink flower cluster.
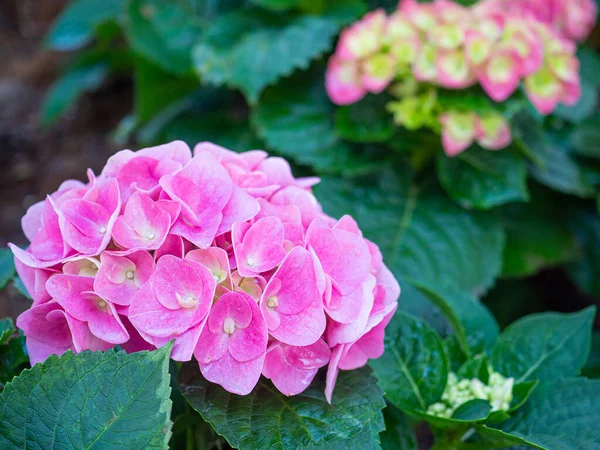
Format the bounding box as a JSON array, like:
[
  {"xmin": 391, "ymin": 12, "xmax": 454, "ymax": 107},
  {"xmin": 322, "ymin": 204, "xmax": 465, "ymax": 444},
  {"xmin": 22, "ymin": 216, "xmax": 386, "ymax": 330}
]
[
  {"xmin": 326, "ymin": 0, "xmax": 583, "ymax": 115},
  {"xmin": 326, "ymin": 0, "xmax": 587, "ymax": 157},
  {"xmin": 10, "ymin": 141, "xmax": 399, "ymax": 401},
  {"xmin": 440, "ymin": 110, "xmax": 511, "ymax": 157},
  {"xmin": 478, "ymin": 0, "xmax": 597, "ymax": 42}
]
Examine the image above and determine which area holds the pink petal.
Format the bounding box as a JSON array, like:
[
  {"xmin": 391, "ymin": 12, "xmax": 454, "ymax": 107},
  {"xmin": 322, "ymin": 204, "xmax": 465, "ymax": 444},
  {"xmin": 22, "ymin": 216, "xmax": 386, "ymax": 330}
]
[
  {"xmin": 151, "ymin": 255, "xmax": 215, "ymax": 319},
  {"xmin": 94, "ymin": 250, "xmax": 154, "ymax": 306},
  {"xmin": 234, "ymin": 217, "xmax": 286, "ymax": 277},
  {"xmin": 199, "ymin": 351, "xmax": 265, "ymax": 395},
  {"xmin": 325, "ymin": 275, "xmax": 376, "ymax": 347},
  {"xmin": 217, "ymin": 185, "xmax": 260, "ymax": 235},
  {"xmin": 325, "ymin": 57, "xmax": 366, "ymax": 105},
  {"xmin": 263, "ymin": 340, "xmax": 330, "ymax": 396},
  {"xmin": 306, "ymin": 219, "xmax": 371, "ymax": 295}
]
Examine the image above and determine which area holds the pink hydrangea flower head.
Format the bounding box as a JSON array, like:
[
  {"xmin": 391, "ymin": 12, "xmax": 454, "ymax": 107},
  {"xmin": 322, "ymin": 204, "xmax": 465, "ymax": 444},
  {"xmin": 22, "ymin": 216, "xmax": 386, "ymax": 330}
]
[
  {"xmin": 195, "ymin": 291, "xmax": 268, "ymax": 395},
  {"xmin": 263, "ymin": 340, "xmax": 330, "ymax": 396},
  {"xmin": 439, "ymin": 111, "xmax": 477, "ymax": 157},
  {"xmin": 11, "ymin": 139, "xmax": 401, "ymax": 399},
  {"xmin": 475, "ymin": 113, "xmax": 512, "ymax": 150}
]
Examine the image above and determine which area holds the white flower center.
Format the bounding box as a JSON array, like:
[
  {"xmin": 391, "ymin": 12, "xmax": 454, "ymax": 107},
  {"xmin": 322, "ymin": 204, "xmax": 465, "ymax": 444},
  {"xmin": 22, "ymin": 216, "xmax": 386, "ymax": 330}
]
[
  {"xmin": 125, "ymin": 270, "xmax": 135, "ymax": 280},
  {"xmin": 176, "ymin": 293, "xmax": 198, "ymax": 309},
  {"xmin": 146, "ymin": 232, "xmax": 156, "ymax": 240},
  {"xmin": 98, "ymin": 226, "xmax": 107, "ymax": 234},
  {"xmin": 97, "ymin": 299, "xmax": 107, "ymax": 309},
  {"xmin": 266, "ymin": 296, "xmax": 278, "ymax": 308},
  {"xmin": 223, "ymin": 317, "xmax": 236, "ymax": 335}
]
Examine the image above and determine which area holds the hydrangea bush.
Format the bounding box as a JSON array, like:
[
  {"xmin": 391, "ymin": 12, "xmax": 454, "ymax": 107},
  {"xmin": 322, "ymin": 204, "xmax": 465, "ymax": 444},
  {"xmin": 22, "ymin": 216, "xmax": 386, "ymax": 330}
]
[{"xmin": 0, "ymin": 0, "xmax": 599, "ymax": 449}]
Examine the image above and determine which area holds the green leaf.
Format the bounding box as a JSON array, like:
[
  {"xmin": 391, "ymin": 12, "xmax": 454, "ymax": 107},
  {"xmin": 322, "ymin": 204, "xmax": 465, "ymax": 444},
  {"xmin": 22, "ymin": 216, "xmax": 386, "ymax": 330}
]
[
  {"xmin": 457, "ymin": 354, "xmax": 489, "ymax": 382},
  {"xmin": 570, "ymin": 119, "xmax": 600, "ymax": 159},
  {"xmin": 512, "ymin": 109, "xmax": 549, "ymax": 168},
  {"xmin": 566, "ymin": 208, "xmax": 600, "ymax": 297},
  {"xmin": 161, "ymin": 112, "xmax": 264, "ymax": 153},
  {"xmin": 0, "ymin": 249, "xmax": 16, "ymax": 290},
  {"xmin": 0, "ymin": 336, "xmax": 29, "ymax": 390},
  {"xmin": 417, "ymin": 286, "xmax": 499, "ymax": 358},
  {"xmin": 370, "ymin": 312, "xmax": 448, "ymax": 412},
  {"xmin": 509, "ymin": 380, "xmax": 538, "ymax": 412},
  {"xmin": 0, "ymin": 318, "xmax": 15, "ymax": 346},
  {"xmin": 475, "ymin": 425, "xmax": 543, "ymax": 449},
  {"xmin": 179, "ymin": 363, "xmax": 385, "ymax": 450},
  {"xmin": 491, "ymin": 307, "xmax": 596, "ymax": 383},
  {"xmin": 134, "ymin": 57, "xmax": 199, "ymax": 124},
  {"xmin": 253, "ymin": 70, "xmax": 389, "ymax": 174},
  {"xmin": 529, "ymin": 132, "xmax": 596, "ymax": 198},
  {"xmin": 125, "ymin": 0, "xmax": 202, "ymax": 75},
  {"xmin": 45, "ymin": 0, "xmax": 124, "ymax": 51},
  {"xmin": 437, "ymin": 146, "xmax": 529, "ymax": 210},
  {"xmin": 500, "ymin": 187, "xmax": 580, "ymax": 277},
  {"xmin": 0, "ymin": 345, "xmax": 173, "ymax": 449},
  {"xmin": 500, "ymin": 378, "xmax": 600, "ymax": 449},
  {"xmin": 451, "ymin": 399, "xmax": 492, "ymax": 421},
  {"xmin": 554, "ymin": 81, "xmax": 598, "ymax": 124},
  {"xmin": 193, "ymin": 7, "xmax": 347, "ymax": 102},
  {"xmin": 250, "ymin": 0, "xmax": 299, "ymax": 10},
  {"xmin": 583, "ymin": 332, "xmax": 600, "ymax": 378},
  {"xmin": 336, "ymin": 95, "xmax": 396, "ymax": 143},
  {"xmin": 314, "ymin": 167, "xmax": 505, "ymax": 297},
  {"xmin": 380, "ymin": 405, "xmax": 417, "ymax": 450}
]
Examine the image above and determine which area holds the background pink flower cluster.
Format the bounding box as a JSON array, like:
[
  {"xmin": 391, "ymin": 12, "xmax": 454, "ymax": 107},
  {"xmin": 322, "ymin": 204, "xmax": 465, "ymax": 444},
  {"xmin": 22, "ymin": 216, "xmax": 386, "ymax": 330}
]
[
  {"xmin": 10, "ymin": 141, "xmax": 399, "ymax": 401},
  {"xmin": 325, "ymin": 0, "xmax": 592, "ymax": 157},
  {"xmin": 327, "ymin": 0, "xmax": 585, "ymax": 113}
]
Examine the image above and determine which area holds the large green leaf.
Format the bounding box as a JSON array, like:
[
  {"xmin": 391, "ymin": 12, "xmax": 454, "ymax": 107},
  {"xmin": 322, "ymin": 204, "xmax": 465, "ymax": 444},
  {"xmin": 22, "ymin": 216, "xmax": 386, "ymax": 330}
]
[
  {"xmin": 528, "ymin": 132, "xmax": 595, "ymax": 198},
  {"xmin": 253, "ymin": 71, "xmax": 389, "ymax": 174},
  {"xmin": 500, "ymin": 188, "xmax": 580, "ymax": 277},
  {"xmin": 314, "ymin": 167, "xmax": 505, "ymax": 296},
  {"xmin": 583, "ymin": 332, "xmax": 600, "ymax": 378},
  {"xmin": 417, "ymin": 286, "xmax": 499, "ymax": 358},
  {"xmin": 498, "ymin": 378, "xmax": 600, "ymax": 449},
  {"xmin": 161, "ymin": 112, "xmax": 264, "ymax": 153},
  {"xmin": 491, "ymin": 307, "xmax": 596, "ymax": 383},
  {"xmin": 436, "ymin": 146, "xmax": 529, "ymax": 210},
  {"xmin": 125, "ymin": 0, "xmax": 202, "ymax": 75},
  {"xmin": 370, "ymin": 312, "xmax": 448, "ymax": 412},
  {"xmin": 193, "ymin": 3, "xmax": 362, "ymax": 102},
  {"xmin": 45, "ymin": 0, "xmax": 124, "ymax": 51},
  {"xmin": 570, "ymin": 118, "xmax": 600, "ymax": 160},
  {"xmin": 566, "ymin": 208, "xmax": 600, "ymax": 298},
  {"xmin": 179, "ymin": 363, "xmax": 385, "ymax": 450},
  {"xmin": 336, "ymin": 95, "xmax": 396, "ymax": 143},
  {"xmin": 0, "ymin": 345, "xmax": 173, "ymax": 449},
  {"xmin": 380, "ymin": 405, "xmax": 417, "ymax": 450},
  {"xmin": 0, "ymin": 249, "xmax": 16, "ymax": 290},
  {"xmin": 133, "ymin": 57, "xmax": 199, "ymax": 124}
]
